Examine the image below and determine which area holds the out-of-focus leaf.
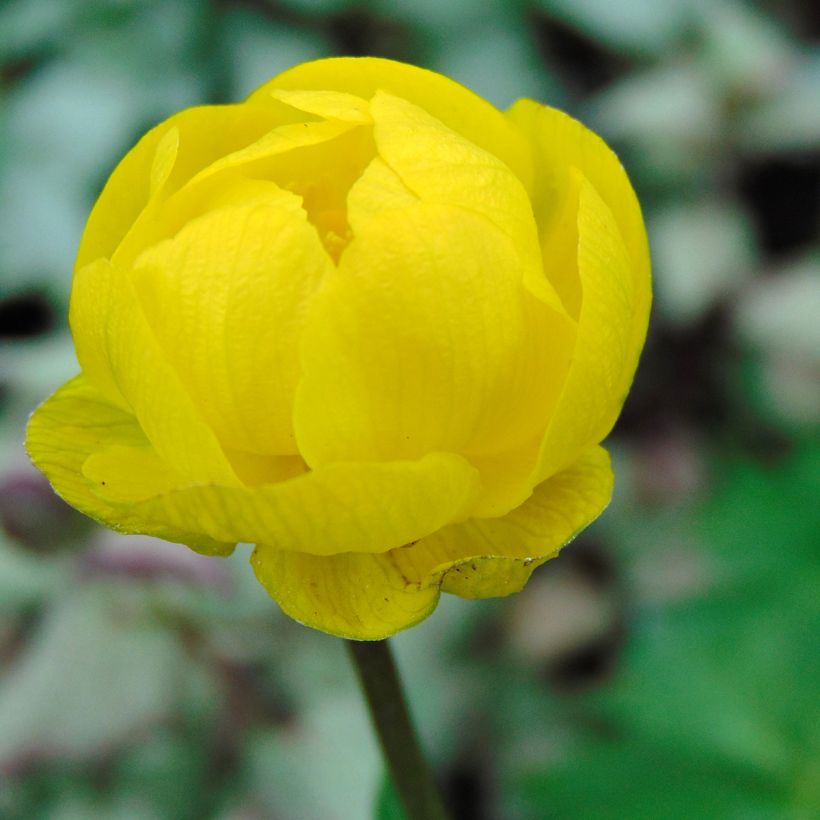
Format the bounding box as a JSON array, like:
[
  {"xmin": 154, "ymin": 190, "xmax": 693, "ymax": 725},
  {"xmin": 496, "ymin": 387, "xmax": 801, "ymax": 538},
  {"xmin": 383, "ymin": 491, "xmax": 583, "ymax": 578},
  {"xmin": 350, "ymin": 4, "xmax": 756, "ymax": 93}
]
[
  {"xmin": 695, "ymin": 0, "xmax": 795, "ymax": 96},
  {"xmin": 650, "ymin": 198, "xmax": 756, "ymax": 325},
  {"xmin": 503, "ymin": 442, "xmax": 820, "ymax": 819},
  {"xmin": 39, "ymin": 790, "xmax": 163, "ymax": 820},
  {"xmin": 278, "ymin": 0, "xmax": 353, "ymax": 15},
  {"xmin": 376, "ymin": 775, "xmax": 408, "ymax": 820},
  {"xmin": 0, "ymin": 0, "xmax": 78, "ymax": 62},
  {"xmin": 513, "ymin": 736, "xmax": 786, "ymax": 820},
  {"xmin": 244, "ymin": 693, "xmax": 379, "ymax": 820},
  {"xmin": 377, "ymin": 0, "xmax": 506, "ymax": 31},
  {"xmin": 0, "ymin": 533, "xmax": 67, "ymax": 610},
  {"xmin": 431, "ymin": 21, "xmax": 564, "ymax": 109},
  {"xmin": 111, "ymin": 730, "xmax": 213, "ymax": 820},
  {"xmin": 535, "ymin": 0, "xmax": 693, "ymax": 56},
  {"xmin": 587, "ymin": 62, "xmax": 721, "ymax": 181},
  {"xmin": 738, "ymin": 55, "xmax": 820, "ymax": 153},
  {"xmin": 221, "ymin": 9, "xmax": 330, "ymax": 99},
  {"xmin": 0, "ymin": 584, "xmax": 185, "ymax": 768},
  {"xmin": 735, "ymin": 257, "xmax": 820, "ymax": 425},
  {"xmin": 735, "ymin": 257, "xmax": 820, "ymax": 362}
]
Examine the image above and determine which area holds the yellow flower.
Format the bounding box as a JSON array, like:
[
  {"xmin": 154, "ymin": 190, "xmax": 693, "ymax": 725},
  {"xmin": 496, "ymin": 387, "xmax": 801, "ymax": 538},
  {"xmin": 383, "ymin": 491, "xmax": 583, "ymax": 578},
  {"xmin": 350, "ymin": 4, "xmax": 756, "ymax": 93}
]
[{"xmin": 26, "ymin": 58, "xmax": 650, "ymax": 639}]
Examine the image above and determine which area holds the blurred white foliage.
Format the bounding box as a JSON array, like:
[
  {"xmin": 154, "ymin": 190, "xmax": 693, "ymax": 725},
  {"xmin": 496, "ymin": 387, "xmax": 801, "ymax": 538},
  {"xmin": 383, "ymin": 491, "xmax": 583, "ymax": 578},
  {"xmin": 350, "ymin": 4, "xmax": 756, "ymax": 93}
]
[
  {"xmin": 695, "ymin": 0, "xmax": 795, "ymax": 96},
  {"xmin": 587, "ymin": 60, "xmax": 722, "ymax": 180},
  {"xmin": 245, "ymin": 693, "xmax": 378, "ymax": 820},
  {"xmin": 738, "ymin": 54, "xmax": 820, "ymax": 153},
  {"xmin": 1, "ymin": 2, "xmax": 208, "ymax": 290},
  {"xmin": 650, "ymin": 199, "xmax": 756, "ymax": 325},
  {"xmin": 735, "ymin": 258, "xmax": 820, "ymax": 424},
  {"xmin": 0, "ymin": 585, "xmax": 185, "ymax": 768}
]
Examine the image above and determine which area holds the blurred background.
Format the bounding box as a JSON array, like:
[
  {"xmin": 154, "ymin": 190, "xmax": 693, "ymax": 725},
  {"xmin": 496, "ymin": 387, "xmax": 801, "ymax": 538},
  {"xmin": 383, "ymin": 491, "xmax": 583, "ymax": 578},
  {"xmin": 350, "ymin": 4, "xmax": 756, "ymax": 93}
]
[{"xmin": 1, "ymin": 0, "xmax": 818, "ymax": 818}]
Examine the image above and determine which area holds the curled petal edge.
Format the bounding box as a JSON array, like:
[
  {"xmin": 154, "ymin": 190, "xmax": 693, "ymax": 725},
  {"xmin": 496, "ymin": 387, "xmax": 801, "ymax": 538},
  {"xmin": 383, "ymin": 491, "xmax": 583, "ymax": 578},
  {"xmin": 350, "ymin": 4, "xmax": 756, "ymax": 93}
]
[
  {"xmin": 26, "ymin": 375, "xmax": 481, "ymax": 559},
  {"xmin": 251, "ymin": 446, "xmax": 614, "ymax": 639}
]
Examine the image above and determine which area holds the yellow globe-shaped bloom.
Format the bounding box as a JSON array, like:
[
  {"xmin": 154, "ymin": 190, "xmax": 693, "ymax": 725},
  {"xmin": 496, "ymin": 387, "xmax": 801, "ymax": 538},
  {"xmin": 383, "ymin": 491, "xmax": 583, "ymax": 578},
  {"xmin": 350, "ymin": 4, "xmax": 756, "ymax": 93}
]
[{"xmin": 26, "ymin": 58, "xmax": 650, "ymax": 639}]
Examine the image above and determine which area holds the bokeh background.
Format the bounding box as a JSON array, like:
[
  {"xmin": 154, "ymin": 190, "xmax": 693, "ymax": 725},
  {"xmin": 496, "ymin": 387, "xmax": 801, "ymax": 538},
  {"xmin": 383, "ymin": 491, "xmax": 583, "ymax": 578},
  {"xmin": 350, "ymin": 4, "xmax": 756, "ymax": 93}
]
[{"xmin": 1, "ymin": 0, "xmax": 818, "ymax": 818}]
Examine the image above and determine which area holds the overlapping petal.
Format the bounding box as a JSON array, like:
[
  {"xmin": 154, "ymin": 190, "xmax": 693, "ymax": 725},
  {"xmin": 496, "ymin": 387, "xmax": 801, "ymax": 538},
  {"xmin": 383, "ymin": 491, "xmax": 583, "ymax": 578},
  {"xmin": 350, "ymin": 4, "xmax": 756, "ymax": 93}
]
[
  {"xmin": 131, "ymin": 194, "xmax": 333, "ymax": 456},
  {"xmin": 506, "ymin": 100, "xmax": 650, "ymax": 298},
  {"xmin": 507, "ymin": 101, "xmax": 651, "ymax": 482},
  {"xmin": 113, "ymin": 118, "xmax": 373, "ymax": 268},
  {"xmin": 27, "ymin": 378, "xmax": 481, "ymax": 557},
  {"xmin": 70, "ymin": 257, "xmax": 240, "ymax": 485},
  {"xmin": 368, "ymin": 92, "xmax": 564, "ymax": 312},
  {"xmin": 252, "ymin": 56, "xmax": 534, "ymax": 190},
  {"xmin": 294, "ymin": 202, "xmax": 574, "ymax": 515},
  {"xmin": 88, "ymin": 451, "xmax": 480, "ymax": 556},
  {"xmin": 392, "ymin": 445, "xmax": 613, "ymax": 598},
  {"xmin": 249, "ymin": 445, "xmax": 612, "ymax": 639},
  {"xmin": 76, "ymin": 103, "xmax": 305, "ymax": 268},
  {"xmin": 25, "ymin": 376, "xmax": 233, "ymax": 555},
  {"xmin": 533, "ymin": 177, "xmax": 645, "ymax": 482},
  {"xmin": 250, "ymin": 548, "xmax": 440, "ymax": 640}
]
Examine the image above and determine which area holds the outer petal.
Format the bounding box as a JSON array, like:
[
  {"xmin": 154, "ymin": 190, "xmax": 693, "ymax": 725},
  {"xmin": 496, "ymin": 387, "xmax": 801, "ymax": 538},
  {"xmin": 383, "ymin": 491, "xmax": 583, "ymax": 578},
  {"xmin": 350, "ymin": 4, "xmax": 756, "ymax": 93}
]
[
  {"xmin": 70, "ymin": 258, "xmax": 240, "ymax": 485},
  {"xmin": 391, "ymin": 445, "xmax": 613, "ymax": 598},
  {"xmin": 535, "ymin": 177, "xmax": 645, "ymax": 482},
  {"xmin": 27, "ymin": 379, "xmax": 480, "ymax": 557},
  {"xmin": 507, "ymin": 99, "xmax": 651, "ymax": 364},
  {"xmin": 81, "ymin": 448, "xmax": 481, "ymax": 558},
  {"xmin": 248, "ymin": 446, "xmax": 612, "ymax": 638},
  {"xmin": 131, "ymin": 195, "xmax": 333, "ymax": 456},
  {"xmin": 294, "ymin": 202, "xmax": 574, "ymax": 511},
  {"xmin": 251, "ymin": 56, "xmax": 533, "ymax": 192},
  {"xmin": 113, "ymin": 119, "xmax": 372, "ymax": 269},
  {"xmin": 76, "ymin": 103, "xmax": 304, "ymax": 269},
  {"xmin": 25, "ymin": 376, "xmax": 233, "ymax": 555},
  {"xmin": 250, "ymin": 548, "xmax": 440, "ymax": 640}
]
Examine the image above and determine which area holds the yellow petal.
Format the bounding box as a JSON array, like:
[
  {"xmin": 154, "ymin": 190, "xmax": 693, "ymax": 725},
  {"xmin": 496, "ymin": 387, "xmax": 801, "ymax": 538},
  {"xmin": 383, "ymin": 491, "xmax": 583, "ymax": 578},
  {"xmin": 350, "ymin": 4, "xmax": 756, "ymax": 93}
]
[
  {"xmin": 88, "ymin": 451, "xmax": 481, "ymax": 557},
  {"xmin": 252, "ymin": 57, "xmax": 533, "ymax": 190},
  {"xmin": 28, "ymin": 377, "xmax": 480, "ymax": 557},
  {"xmin": 70, "ymin": 257, "xmax": 240, "ymax": 485},
  {"xmin": 245, "ymin": 448, "xmax": 612, "ymax": 638},
  {"xmin": 250, "ymin": 547, "xmax": 440, "ymax": 640},
  {"xmin": 534, "ymin": 177, "xmax": 645, "ymax": 482},
  {"xmin": 346, "ymin": 156, "xmax": 418, "ymax": 236},
  {"xmin": 76, "ymin": 103, "xmax": 302, "ymax": 268},
  {"xmin": 369, "ymin": 92, "xmax": 564, "ymax": 312},
  {"xmin": 68, "ymin": 257, "xmax": 129, "ymax": 408},
  {"xmin": 25, "ymin": 375, "xmax": 233, "ymax": 555},
  {"xmin": 294, "ymin": 202, "xmax": 574, "ymax": 513},
  {"xmin": 391, "ymin": 445, "xmax": 613, "ymax": 598},
  {"xmin": 507, "ymin": 99, "xmax": 651, "ymax": 339},
  {"xmin": 114, "ymin": 119, "xmax": 370, "ymax": 269},
  {"xmin": 131, "ymin": 195, "xmax": 333, "ymax": 455},
  {"xmin": 83, "ymin": 444, "xmax": 177, "ymax": 501},
  {"xmin": 265, "ymin": 89, "xmax": 372, "ymax": 123}
]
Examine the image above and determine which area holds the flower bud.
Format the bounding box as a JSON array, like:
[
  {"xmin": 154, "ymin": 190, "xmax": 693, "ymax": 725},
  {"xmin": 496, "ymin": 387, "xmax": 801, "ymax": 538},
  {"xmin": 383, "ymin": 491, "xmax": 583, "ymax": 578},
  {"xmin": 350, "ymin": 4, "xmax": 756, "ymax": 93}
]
[{"xmin": 27, "ymin": 58, "xmax": 651, "ymax": 638}]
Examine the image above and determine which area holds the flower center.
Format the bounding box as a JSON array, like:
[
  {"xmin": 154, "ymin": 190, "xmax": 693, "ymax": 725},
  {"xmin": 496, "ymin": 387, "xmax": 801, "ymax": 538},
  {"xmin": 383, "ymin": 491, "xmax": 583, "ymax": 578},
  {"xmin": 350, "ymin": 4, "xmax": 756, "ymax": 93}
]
[{"xmin": 266, "ymin": 125, "xmax": 376, "ymax": 263}]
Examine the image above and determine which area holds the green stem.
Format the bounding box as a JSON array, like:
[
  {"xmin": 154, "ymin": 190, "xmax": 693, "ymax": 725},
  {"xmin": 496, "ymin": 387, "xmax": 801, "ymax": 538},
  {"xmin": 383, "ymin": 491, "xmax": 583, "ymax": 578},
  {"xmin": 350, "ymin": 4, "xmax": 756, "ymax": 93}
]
[{"xmin": 346, "ymin": 639, "xmax": 451, "ymax": 820}]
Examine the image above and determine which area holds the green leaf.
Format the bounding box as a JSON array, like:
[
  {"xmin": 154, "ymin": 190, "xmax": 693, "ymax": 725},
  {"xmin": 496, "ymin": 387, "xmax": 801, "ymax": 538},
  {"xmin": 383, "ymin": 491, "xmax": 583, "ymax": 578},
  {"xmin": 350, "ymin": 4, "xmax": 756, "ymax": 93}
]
[{"xmin": 376, "ymin": 774, "xmax": 409, "ymax": 820}]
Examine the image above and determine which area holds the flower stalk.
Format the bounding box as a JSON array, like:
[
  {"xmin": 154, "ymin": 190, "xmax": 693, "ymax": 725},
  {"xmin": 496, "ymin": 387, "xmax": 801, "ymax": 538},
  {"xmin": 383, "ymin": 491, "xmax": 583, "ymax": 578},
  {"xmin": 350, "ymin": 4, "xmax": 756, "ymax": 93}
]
[{"xmin": 346, "ymin": 639, "xmax": 451, "ymax": 820}]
